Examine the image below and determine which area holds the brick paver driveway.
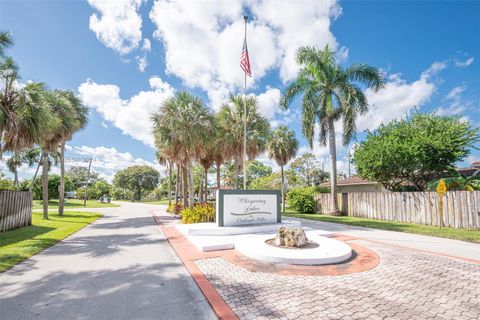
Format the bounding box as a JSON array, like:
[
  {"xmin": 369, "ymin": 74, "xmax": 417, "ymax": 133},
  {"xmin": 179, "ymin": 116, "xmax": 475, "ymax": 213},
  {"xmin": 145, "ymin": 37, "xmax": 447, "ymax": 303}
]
[{"xmin": 196, "ymin": 239, "xmax": 480, "ymax": 320}]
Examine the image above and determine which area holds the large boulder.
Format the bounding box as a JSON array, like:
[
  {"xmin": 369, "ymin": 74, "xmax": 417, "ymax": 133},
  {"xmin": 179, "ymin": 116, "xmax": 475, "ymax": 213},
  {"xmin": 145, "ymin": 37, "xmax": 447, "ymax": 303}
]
[{"xmin": 275, "ymin": 227, "xmax": 309, "ymax": 247}]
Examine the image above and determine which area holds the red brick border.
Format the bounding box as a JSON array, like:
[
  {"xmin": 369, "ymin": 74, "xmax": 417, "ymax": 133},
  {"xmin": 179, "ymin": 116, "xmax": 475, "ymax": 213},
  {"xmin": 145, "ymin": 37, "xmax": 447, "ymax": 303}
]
[{"xmin": 153, "ymin": 215, "xmax": 239, "ymax": 320}]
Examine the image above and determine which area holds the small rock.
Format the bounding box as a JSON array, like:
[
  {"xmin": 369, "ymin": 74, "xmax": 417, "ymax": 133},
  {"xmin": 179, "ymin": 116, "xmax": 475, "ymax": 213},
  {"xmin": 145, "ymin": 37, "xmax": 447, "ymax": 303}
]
[{"xmin": 275, "ymin": 227, "xmax": 308, "ymax": 247}]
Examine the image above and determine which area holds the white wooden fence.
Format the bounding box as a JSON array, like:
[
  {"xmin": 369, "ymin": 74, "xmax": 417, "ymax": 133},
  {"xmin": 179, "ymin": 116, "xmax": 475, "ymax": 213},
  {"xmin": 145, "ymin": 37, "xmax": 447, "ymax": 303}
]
[
  {"xmin": 0, "ymin": 190, "xmax": 33, "ymax": 232},
  {"xmin": 315, "ymin": 191, "xmax": 480, "ymax": 229}
]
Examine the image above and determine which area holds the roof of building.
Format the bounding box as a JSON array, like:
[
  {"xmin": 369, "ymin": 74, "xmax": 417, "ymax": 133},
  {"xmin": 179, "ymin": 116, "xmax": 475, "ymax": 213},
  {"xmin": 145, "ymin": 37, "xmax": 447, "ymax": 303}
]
[
  {"xmin": 457, "ymin": 161, "xmax": 480, "ymax": 177},
  {"xmin": 321, "ymin": 176, "xmax": 380, "ymax": 186}
]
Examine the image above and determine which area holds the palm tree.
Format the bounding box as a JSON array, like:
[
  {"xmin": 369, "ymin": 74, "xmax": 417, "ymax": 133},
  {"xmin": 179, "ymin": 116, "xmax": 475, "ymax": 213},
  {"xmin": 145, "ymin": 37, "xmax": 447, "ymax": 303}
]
[
  {"xmin": 281, "ymin": 45, "xmax": 384, "ymax": 215},
  {"xmin": 5, "ymin": 149, "xmax": 40, "ymax": 187},
  {"xmin": 58, "ymin": 91, "xmax": 88, "ymax": 216},
  {"xmin": 267, "ymin": 125, "xmax": 298, "ymax": 213},
  {"xmin": 152, "ymin": 91, "xmax": 213, "ymax": 208},
  {"xmin": 0, "ymin": 58, "xmax": 58, "ymax": 157},
  {"xmin": 0, "ymin": 32, "xmax": 13, "ymax": 57},
  {"xmin": 217, "ymin": 95, "xmax": 270, "ymax": 188},
  {"xmin": 39, "ymin": 90, "xmax": 72, "ymax": 219},
  {"xmin": 428, "ymin": 169, "xmax": 480, "ymax": 191}
]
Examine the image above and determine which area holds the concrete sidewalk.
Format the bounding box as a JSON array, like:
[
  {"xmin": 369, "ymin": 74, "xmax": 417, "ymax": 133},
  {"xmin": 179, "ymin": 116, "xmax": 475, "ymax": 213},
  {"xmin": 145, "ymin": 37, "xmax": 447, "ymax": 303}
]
[
  {"xmin": 292, "ymin": 216, "xmax": 480, "ymax": 261},
  {"xmin": 0, "ymin": 202, "xmax": 216, "ymax": 320}
]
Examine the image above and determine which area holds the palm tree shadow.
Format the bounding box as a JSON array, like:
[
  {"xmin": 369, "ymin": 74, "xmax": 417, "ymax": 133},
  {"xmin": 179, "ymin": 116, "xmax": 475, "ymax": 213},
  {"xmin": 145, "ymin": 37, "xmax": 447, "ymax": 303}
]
[{"xmin": 1, "ymin": 263, "xmax": 214, "ymax": 320}]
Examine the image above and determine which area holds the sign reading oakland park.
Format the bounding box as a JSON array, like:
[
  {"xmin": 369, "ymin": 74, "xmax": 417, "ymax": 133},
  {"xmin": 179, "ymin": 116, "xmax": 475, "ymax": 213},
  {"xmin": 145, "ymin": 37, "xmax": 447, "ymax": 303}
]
[{"xmin": 216, "ymin": 190, "xmax": 281, "ymax": 227}]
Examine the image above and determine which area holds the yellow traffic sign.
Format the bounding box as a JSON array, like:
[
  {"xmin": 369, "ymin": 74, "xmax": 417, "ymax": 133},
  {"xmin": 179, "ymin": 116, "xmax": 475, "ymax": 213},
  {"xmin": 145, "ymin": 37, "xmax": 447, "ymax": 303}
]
[{"xmin": 436, "ymin": 178, "xmax": 447, "ymax": 198}]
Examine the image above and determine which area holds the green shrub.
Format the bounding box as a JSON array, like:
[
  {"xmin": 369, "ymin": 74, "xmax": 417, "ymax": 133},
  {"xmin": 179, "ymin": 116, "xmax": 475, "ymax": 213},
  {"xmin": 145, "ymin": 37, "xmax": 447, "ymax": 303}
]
[
  {"xmin": 286, "ymin": 187, "xmax": 316, "ymax": 214},
  {"xmin": 180, "ymin": 203, "xmax": 215, "ymax": 224},
  {"xmin": 167, "ymin": 202, "xmax": 183, "ymax": 214},
  {"xmin": 314, "ymin": 186, "xmax": 330, "ymax": 193}
]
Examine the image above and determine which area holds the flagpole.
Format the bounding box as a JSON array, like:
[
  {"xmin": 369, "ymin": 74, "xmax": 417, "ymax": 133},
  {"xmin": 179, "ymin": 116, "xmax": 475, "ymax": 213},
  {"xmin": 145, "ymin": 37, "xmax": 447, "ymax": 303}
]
[{"xmin": 243, "ymin": 14, "xmax": 248, "ymax": 190}]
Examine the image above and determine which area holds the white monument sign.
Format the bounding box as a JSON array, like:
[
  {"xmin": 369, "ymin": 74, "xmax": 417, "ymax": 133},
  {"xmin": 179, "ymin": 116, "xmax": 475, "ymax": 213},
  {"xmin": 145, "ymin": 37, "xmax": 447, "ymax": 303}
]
[{"xmin": 216, "ymin": 190, "xmax": 281, "ymax": 227}]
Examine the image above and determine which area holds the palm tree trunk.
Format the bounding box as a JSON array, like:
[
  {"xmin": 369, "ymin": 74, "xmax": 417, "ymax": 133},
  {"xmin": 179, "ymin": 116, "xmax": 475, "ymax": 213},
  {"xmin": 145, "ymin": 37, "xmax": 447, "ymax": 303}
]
[
  {"xmin": 188, "ymin": 161, "xmax": 194, "ymax": 207},
  {"xmin": 168, "ymin": 161, "xmax": 172, "ymax": 207},
  {"xmin": 30, "ymin": 154, "xmax": 43, "ymax": 193},
  {"xmin": 59, "ymin": 141, "xmax": 66, "ymax": 216},
  {"xmin": 41, "ymin": 152, "xmax": 49, "ymax": 219},
  {"xmin": 204, "ymin": 167, "xmax": 208, "ymax": 203},
  {"xmin": 232, "ymin": 160, "xmax": 238, "ymax": 189},
  {"xmin": 13, "ymin": 167, "xmax": 18, "ymax": 187},
  {"xmin": 216, "ymin": 162, "xmax": 221, "ymax": 190},
  {"xmin": 328, "ymin": 118, "xmax": 340, "ymax": 215},
  {"xmin": 199, "ymin": 171, "xmax": 204, "ymax": 202},
  {"xmin": 175, "ymin": 164, "xmax": 180, "ymax": 204},
  {"xmin": 281, "ymin": 165, "xmax": 285, "ymax": 214},
  {"xmin": 182, "ymin": 164, "xmax": 188, "ymax": 208}
]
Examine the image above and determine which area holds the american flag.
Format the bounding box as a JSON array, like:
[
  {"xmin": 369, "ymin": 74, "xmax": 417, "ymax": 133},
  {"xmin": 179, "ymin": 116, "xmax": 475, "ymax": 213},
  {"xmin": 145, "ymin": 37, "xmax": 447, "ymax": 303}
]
[{"xmin": 240, "ymin": 38, "xmax": 251, "ymax": 77}]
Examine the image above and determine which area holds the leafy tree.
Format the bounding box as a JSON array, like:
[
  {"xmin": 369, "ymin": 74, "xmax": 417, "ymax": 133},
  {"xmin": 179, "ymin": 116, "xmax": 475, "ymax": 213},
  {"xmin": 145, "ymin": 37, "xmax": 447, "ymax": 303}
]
[
  {"xmin": 354, "ymin": 113, "xmax": 479, "ymax": 191},
  {"xmin": 77, "ymin": 179, "xmax": 111, "ymax": 200},
  {"xmin": 250, "ymin": 173, "xmax": 281, "ymax": 190},
  {"xmin": 246, "ymin": 160, "xmax": 272, "ymax": 186},
  {"xmin": 113, "ymin": 165, "xmax": 160, "ymax": 201},
  {"xmin": 289, "ymin": 153, "xmax": 328, "ymax": 187},
  {"xmin": 281, "ymin": 45, "xmax": 384, "ymax": 214},
  {"xmin": 66, "ymin": 166, "xmax": 99, "ymax": 189},
  {"xmin": 0, "ymin": 170, "xmax": 14, "ymax": 190}
]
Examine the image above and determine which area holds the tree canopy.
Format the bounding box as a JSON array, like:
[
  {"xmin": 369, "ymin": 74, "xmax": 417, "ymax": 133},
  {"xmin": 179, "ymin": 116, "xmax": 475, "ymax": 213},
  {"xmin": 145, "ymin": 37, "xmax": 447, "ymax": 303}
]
[
  {"xmin": 354, "ymin": 113, "xmax": 479, "ymax": 191},
  {"xmin": 113, "ymin": 165, "xmax": 160, "ymax": 201}
]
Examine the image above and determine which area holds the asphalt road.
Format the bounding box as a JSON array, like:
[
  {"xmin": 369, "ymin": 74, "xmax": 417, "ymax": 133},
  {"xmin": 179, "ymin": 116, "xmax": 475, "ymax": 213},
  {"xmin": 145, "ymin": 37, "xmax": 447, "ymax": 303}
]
[{"xmin": 0, "ymin": 202, "xmax": 217, "ymax": 320}]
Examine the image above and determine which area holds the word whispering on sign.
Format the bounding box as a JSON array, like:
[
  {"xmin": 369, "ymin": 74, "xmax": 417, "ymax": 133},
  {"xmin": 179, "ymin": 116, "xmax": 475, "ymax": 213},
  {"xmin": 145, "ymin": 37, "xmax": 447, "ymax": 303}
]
[{"xmin": 217, "ymin": 190, "xmax": 280, "ymax": 227}]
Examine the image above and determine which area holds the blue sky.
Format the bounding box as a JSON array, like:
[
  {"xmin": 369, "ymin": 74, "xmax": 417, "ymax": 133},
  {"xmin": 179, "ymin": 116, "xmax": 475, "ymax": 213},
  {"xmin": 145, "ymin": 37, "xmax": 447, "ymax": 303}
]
[{"xmin": 1, "ymin": 0, "xmax": 479, "ymax": 180}]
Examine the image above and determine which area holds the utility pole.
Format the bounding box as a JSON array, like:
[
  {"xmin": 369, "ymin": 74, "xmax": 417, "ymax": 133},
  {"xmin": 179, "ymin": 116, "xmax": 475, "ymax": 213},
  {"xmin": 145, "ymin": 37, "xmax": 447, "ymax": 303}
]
[{"xmin": 83, "ymin": 158, "xmax": 92, "ymax": 207}]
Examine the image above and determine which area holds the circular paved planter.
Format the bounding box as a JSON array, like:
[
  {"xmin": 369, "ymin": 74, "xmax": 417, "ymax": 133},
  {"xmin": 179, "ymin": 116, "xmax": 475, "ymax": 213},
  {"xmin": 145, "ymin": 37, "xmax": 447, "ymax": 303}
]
[{"xmin": 234, "ymin": 232, "xmax": 352, "ymax": 265}]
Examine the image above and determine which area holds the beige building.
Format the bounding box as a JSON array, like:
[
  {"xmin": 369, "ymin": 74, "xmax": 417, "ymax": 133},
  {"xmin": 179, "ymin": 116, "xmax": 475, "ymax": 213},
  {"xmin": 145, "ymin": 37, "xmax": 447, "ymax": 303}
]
[{"xmin": 323, "ymin": 176, "xmax": 386, "ymax": 193}]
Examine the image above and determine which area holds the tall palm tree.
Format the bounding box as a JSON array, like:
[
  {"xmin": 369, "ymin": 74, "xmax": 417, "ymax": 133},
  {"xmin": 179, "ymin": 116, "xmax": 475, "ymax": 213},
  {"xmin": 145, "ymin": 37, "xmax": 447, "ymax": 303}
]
[
  {"xmin": 39, "ymin": 90, "xmax": 72, "ymax": 219},
  {"xmin": 152, "ymin": 91, "xmax": 213, "ymax": 208},
  {"xmin": 58, "ymin": 91, "xmax": 88, "ymax": 216},
  {"xmin": 217, "ymin": 95, "xmax": 270, "ymax": 188},
  {"xmin": 267, "ymin": 125, "xmax": 298, "ymax": 213},
  {"xmin": 281, "ymin": 45, "xmax": 384, "ymax": 215}
]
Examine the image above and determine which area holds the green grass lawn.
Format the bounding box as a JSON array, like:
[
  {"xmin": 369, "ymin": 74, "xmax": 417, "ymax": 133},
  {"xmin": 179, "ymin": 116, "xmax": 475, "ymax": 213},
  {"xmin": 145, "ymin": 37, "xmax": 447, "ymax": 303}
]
[
  {"xmin": 116, "ymin": 199, "xmax": 169, "ymax": 205},
  {"xmin": 32, "ymin": 199, "xmax": 120, "ymax": 210},
  {"xmin": 284, "ymin": 210, "xmax": 480, "ymax": 243},
  {"xmin": 0, "ymin": 210, "xmax": 102, "ymax": 272}
]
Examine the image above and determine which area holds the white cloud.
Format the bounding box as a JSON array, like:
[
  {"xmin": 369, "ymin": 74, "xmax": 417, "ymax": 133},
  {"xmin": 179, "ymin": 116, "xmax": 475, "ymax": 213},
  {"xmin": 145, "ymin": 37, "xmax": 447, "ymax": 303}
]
[
  {"xmin": 78, "ymin": 76, "xmax": 175, "ymax": 147},
  {"xmin": 70, "ymin": 145, "xmax": 163, "ymax": 181},
  {"xmin": 135, "ymin": 56, "xmax": 148, "ymax": 72},
  {"xmin": 435, "ymin": 85, "xmax": 469, "ymax": 116},
  {"xmin": 446, "ymin": 85, "xmax": 466, "ymax": 100},
  {"xmin": 256, "ymin": 87, "xmax": 281, "ymax": 119},
  {"xmin": 454, "ymin": 57, "xmax": 474, "ymax": 68},
  {"xmin": 141, "ymin": 38, "xmax": 151, "ymax": 52},
  {"xmin": 88, "ymin": 0, "xmax": 144, "ymax": 55},
  {"xmin": 149, "ymin": 0, "xmax": 342, "ymax": 107},
  {"xmin": 357, "ymin": 64, "xmax": 438, "ymax": 131},
  {"xmin": 2, "ymin": 145, "xmax": 163, "ymax": 182},
  {"xmin": 421, "ymin": 61, "xmax": 447, "ymax": 80},
  {"xmin": 135, "ymin": 38, "xmax": 152, "ymax": 72}
]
